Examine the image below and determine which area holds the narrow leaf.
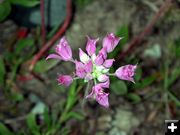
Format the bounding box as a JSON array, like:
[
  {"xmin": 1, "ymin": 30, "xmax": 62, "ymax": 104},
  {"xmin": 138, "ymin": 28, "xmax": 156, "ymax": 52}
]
[
  {"xmin": 111, "ymin": 80, "xmax": 127, "ymax": 95},
  {"xmin": 0, "ymin": 57, "xmax": 6, "ymax": 86},
  {"xmin": 26, "ymin": 113, "xmax": 40, "ymax": 135},
  {"xmin": 9, "ymin": 0, "xmax": 40, "ymax": 7},
  {"xmin": 0, "ymin": 1, "xmax": 11, "ymax": 21},
  {"xmin": 0, "ymin": 123, "xmax": 14, "ymax": 135},
  {"xmin": 127, "ymin": 93, "xmax": 141, "ymax": 103}
]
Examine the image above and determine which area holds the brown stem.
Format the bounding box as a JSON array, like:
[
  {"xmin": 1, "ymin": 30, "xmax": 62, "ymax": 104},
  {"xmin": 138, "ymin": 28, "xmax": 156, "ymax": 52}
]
[
  {"xmin": 40, "ymin": 0, "xmax": 46, "ymax": 45},
  {"xmin": 116, "ymin": 0, "xmax": 173, "ymax": 61},
  {"xmin": 29, "ymin": 0, "xmax": 72, "ymax": 71}
]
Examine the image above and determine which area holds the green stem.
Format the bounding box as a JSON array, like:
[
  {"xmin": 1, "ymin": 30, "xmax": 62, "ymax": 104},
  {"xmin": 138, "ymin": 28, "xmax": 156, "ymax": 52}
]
[
  {"xmin": 81, "ymin": 82, "xmax": 90, "ymax": 108},
  {"xmin": 94, "ymin": 78, "xmax": 97, "ymax": 85},
  {"xmin": 106, "ymin": 73, "xmax": 115, "ymax": 76},
  {"xmin": 164, "ymin": 60, "xmax": 170, "ymax": 119}
]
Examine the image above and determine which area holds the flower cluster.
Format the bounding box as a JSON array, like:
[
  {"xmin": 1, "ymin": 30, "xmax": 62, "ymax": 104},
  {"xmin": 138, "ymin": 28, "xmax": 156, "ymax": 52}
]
[{"xmin": 46, "ymin": 33, "xmax": 137, "ymax": 108}]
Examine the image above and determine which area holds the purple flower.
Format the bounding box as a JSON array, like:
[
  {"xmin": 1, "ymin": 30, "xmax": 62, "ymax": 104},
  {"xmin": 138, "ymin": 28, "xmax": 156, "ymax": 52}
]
[
  {"xmin": 86, "ymin": 85, "xmax": 109, "ymax": 108},
  {"xmin": 55, "ymin": 37, "xmax": 72, "ymax": 61},
  {"xmin": 96, "ymin": 92, "xmax": 109, "ymax": 108},
  {"xmin": 46, "ymin": 37, "xmax": 72, "ymax": 61},
  {"xmin": 46, "ymin": 34, "xmax": 137, "ymax": 108},
  {"xmin": 115, "ymin": 64, "xmax": 137, "ymax": 83},
  {"xmin": 57, "ymin": 75, "xmax": 73, "ymax": 87},
  {"xmin": 86, "ymin": 36, "xmax": 99, "ymax": 56},
  {"xmin": 103, "ymin": 33, "xmax": 121, "ymax": 53}
]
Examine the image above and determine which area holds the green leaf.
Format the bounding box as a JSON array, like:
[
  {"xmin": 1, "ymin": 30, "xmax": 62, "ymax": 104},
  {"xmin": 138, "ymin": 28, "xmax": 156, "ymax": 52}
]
[
  {"xmin": 0, "ymin": 57, "xmax": 6, "ymax": 86},
  {"xmin": 3, "ymin": 52, "xmax": 15, "ymax": 63},
  {"xmin": 116, "ymin": 25, "xmax": 129, "ymax": 45},
  {"xmin": 0, "ymin": 1, "xmax": 11, "ymax": 21},
  {"xmin": 10, "ymin": 92, "xmax": 24, "ymax": 102},
  {"xmin": 127, "ymin": 93, "xmax": 141, "ymax": 103},
  {"xmin": 134, "ymin": 67, "xmax": 142, "ymax": 81},
  {"xmin": 59, "ymin": 128, "xmax": 70, "ymax": 135},
  {"xmin": 11, "ymin": 59, "xmax": 23, "ymax": 81},
  {"xmin": 168, "ymin": 68, "xmax": 180, "ymax": 88},
  {"xmin": 76, "ymin": 0, "xmax": 91, "ymax": 8},
  {"xmin": 15, "ymin": 38, "xmax": 34, "ymax": 55},
  {"xmin": 65, "ymin": 81, "xmax": 77, "ymax": 111},
  {"xmin": 168, "ymin": 91, "xmax": 180, "ymax": 107},
  {"xmin": 173, "ymin": 39, "xmax": 180, "ymax": 57},
  {"xmin": 133, "ymin": 75, "xmax": 156, "ymax": 89},
  {"xmin": 111, "ymin": 80, "xmax": 127, "ymax": 95},
  {"xmin": 43, "ymin": 107, "xmax": 52, "ymax": 129},
  {"xmin": 33, "ymin": 59, "xmax": 59, "ymax": 73},
  {"xmin": 0, "ymin": 123, "xmax": 14, "ymax": 135},
  {"xmin": 63, "ymin": 111, "xmax": 84, "ymax": 122},
  {"xmin": 26, "ymin": 113, "xmax": 40, "ymax": 135},
  {"xmin": 9, "ymin": 0, "xmax": 40, "ymax": 7}
]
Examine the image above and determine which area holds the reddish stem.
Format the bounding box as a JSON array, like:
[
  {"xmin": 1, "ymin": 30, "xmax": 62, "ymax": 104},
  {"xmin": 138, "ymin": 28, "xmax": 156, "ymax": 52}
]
[
  {"xmin": 40, "ymin": 0, "xmax": 46, "ymax": 45},
  {"xmin": 116, "ymin": 0, "xmax": 173, "ymax": 61},
  {"xmin": 17, "ymin": 74, "xmax": 33, "ymax": 82},
  {"xmin": 17, "ymin": 71, "xmax": 45, "ymax": 82},
  {"xmin": 29, "ymin": 0, "xmax": 72, "ymax": 70}
]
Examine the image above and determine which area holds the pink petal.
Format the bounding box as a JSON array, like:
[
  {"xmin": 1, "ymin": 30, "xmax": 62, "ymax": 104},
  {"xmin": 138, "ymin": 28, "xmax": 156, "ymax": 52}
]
[
  {"xmin": 95, "ymin": 53, "xmax": 104, "ymax": 65},
  {"xmin": 75, "ymin": 61, "xmax": 86, "ymax": 78},
  {"xmin": 98, "ymin": 79, "xmax": 110, "ymax": 88},
  {"xmin": 86, "ymin": 88, "xmax": 95, "ymax": 99},
  {"xmin": 99, "ymin": 48, "xmax": 107, "ymax": 59},
  {"xmin": 79, "ymin": 48, "xmax": 89, "ymax": 63},
  {"xmin": 84, "ymin": 60, "xmax": 93, "ymax": 73},
  {"xmin": 86, "ymin": 36, "xmax": 99, "ymax": 56},
  {"xmin": 46, "ymin": 54, "xmax": 62, "ymax": 60},
  {"xmin": 85, "ymin": 73, "xmax": 93, "ymax": 81},
  {"xmin": 97, "ymin": 74, "xmax": 109, "ymax": 82},
  {"xmin": 86, "ymin": 84, "xmax": 110, "ymax": 108},
  {"xmin": 103, "ymin": 59, "xmax": 115, "ymax": 68},
  {"xmin": 55, "ymin": 37, "xmax": 72, "ymax": 61},
  {"xmin": 96, "ymin": 92, "xmax": 109, "ymax": 108},
  {"xmin": 95, "ymin": 48, "xmax": 107, "ymax": 66}
]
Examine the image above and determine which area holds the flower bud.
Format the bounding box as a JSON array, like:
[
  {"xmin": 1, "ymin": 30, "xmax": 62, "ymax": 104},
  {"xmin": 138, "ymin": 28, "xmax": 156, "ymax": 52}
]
[
  {"xmin": 86, "ymin": 36, "xmax": 99, "ymax": 56},
  {"xmin": 57, "ymin": 75, "xmax": 73, "ymax": 86},
  {"xmin": 103, "ymin": 33, "xmax": 121, "ymax": 53},
  {"xmin": 55, "ymin": 37, "xmax": 72, "ymax": 61},
  {"xmin": 115, "ymin": 65, "xmax": 137, "ymax": 83}
]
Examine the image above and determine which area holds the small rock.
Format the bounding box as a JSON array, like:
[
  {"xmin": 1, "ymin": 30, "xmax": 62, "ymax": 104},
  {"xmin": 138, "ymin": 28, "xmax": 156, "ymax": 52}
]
[
  {"xmin": 109, "ymin": 127, "xmax": 127, "ymax": 135},
  {"xmin": 98, "ymin": 115, "xmax": 112, "ymax": 131},
  {"xmin": 112, "ymin": 109, "xmax": 140, "ymax": 133}
]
